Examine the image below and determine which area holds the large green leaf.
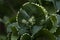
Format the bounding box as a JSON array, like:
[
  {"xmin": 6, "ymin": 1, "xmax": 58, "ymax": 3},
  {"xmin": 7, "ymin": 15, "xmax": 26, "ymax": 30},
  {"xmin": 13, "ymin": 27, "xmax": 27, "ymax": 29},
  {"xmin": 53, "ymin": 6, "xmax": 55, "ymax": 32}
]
[
  {"xmin": 22, "ymin": 2, "xmax": 48, "ymax": 20},
  {"xmin": 17, "ymin": 2, "xmax": 48, "ymax": 27},
  {"xmin": 16, "ymin": 3, "xmax": 48, "ymax": 36},
  {"xmin": 32, "ymin": 29, "xmax": 56, "ymax": 40}
]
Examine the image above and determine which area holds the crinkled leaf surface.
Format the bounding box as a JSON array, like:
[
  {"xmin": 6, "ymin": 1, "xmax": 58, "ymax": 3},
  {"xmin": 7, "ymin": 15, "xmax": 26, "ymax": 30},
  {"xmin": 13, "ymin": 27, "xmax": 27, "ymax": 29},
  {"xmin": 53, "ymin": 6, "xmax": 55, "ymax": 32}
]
[{"xmin": 17, "ymin": 2, "xmax": 48, "ymax": 27}]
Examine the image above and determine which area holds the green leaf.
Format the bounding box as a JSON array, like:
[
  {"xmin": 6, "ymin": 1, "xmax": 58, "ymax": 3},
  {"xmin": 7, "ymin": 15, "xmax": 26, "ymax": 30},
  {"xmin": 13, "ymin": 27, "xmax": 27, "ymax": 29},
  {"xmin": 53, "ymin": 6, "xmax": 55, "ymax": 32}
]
[
  {"xmin": 43, "ymin": 18, "xmax": 53, "ymax": 30},
  {"xmin": 50, "ymin": 26, "xmax": 57, "ymax": 33},
  {"xmin": 32, "ymin": 25, "xmax": 42, "ymax": 35},
  {"xmin": 16, "ymin": 9, "xmax": 31, "ymax": 34},
  {"xmin": 50, "ymin": 14, "xmax": 57, "ymax": 24},
  {"xmin": 41, "ymin": 0, "xmax": 56, "ymax": 14},
  {"xmin": 54, "ymin": 27, "xmax": 60, "ymax": 36},
  {"xmin": 7, "ymin": 22, "xmax": 18, "ymax": 36},
  {"xmin": 57, "ymin": 14, "xmax": 60, "ymax": 25},
  {"xmin": 11, "ymin": 26, "xmax": 18, "ymax": 36},
  {"xmin": 20, "ymin": 33, "xmax": 31, "ymax": 40},
  {"xmin": 56, "ymin": 1, "xmax": 60, "ymax": 10},
  {"xmin": 49, "ymin": 14, "xmax": 57, "ymax": 33},
  {"xmin": 17, "ymin": 2, "xmax": 48, "ymax": 29},
  {"xmin": 7, "ymin": 32, "xmax": 12, "ymax": 40},
  {"xmin": 32, "ymin": 29, "xmax": 56, "ymax": 40},
  {"xmin": 11, "ymin": 36, "xmax": 18, "ymax": 40},
  {"xmin": 18, "ymin": 28, "xmax": 28, "ymax": 35},
  {"xmin": 22, "ymin": 2, "xmax": 48, "ymax": 25},
  {"xmin": 0, "ymin": 35, "xmax": 6, "ymax": 40},
  {"xmin": 22, "ymin": 2, "xmax": 48, "ymax": 20},
  {"xmin": 43, "ymin": 14, "xmax": 57, "ymax": 31},
  {"xmin": 16, "ymin": 8, "xmax": 30, "ymax": 28},
  {"xmin": 9, "ymin": 16, "xmax": 16, "ymax": 23},
  {"xmin": 3, "ymin": 16, "xmax": 10, "ymax": 25}
]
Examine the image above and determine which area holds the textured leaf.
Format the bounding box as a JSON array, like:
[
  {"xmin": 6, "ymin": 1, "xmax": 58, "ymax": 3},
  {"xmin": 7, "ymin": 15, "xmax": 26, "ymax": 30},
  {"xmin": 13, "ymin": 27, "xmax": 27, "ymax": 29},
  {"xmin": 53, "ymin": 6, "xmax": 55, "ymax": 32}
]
[
  {"xmin": 41, "ymin": 0, "xmax": 56, "ymax": 14},
  {"xmin": 16, "ymin": 8, "xmax": 30, "ymax": 28},
  {"xmin": 16, "ymin": 3, "xmax": 48, "ymax": 33},
  {"xmin": 28, "ymin": 0, "xmax": 56, "ymax": 14},
  {"xmin": 43, "ymin": 14, "xmax": 57, "ymax": 31},
  {"xmin": 22, "ymin": 2, "xmax": 48, "ymax": 20},
  {"xmin": 17, "ymin": 2, "xmax": 48, "ymax": 26},
  {"xmin": 20, "ymin": 33, "xmax": 31, "ymax": 40},
  {"xmin": 32, "ymin": 29, "xmax": 56, "ymax": 40}
]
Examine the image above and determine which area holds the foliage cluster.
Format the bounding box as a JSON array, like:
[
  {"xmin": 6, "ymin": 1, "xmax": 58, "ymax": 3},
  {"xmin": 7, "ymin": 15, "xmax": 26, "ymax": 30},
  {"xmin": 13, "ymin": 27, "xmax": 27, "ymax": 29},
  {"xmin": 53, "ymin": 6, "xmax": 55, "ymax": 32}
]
[{"xmin": 0, "ymin": 0, "xmax": 60, "ymax": 40}]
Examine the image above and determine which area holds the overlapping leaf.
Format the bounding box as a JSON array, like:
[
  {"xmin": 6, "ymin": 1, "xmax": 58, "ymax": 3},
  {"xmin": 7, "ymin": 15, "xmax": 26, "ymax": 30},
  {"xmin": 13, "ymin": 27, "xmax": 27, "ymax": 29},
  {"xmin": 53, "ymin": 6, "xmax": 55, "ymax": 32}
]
[
  {"xmin": 32, "ymin": 29, "xmax": 56, "ymax": 40},
  {"xmin": 17, "ymin": 2, "xmax": 48, "ymax": 27},
  {"xmin": 41, "ymin": 0, "xmax": 56, "ymax": 14}
]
